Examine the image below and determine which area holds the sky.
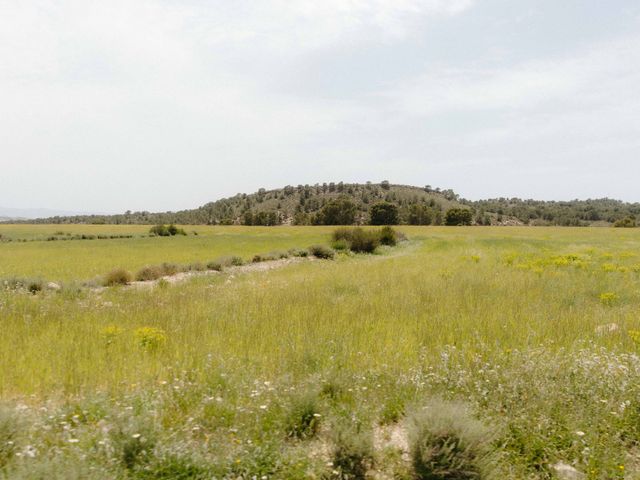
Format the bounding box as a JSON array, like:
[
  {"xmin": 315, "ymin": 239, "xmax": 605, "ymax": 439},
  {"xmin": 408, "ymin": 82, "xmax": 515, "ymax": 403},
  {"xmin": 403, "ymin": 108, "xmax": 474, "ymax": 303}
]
[{"xmin": 1, "ymin": 0, "xmax": 640, "ymax": 214}]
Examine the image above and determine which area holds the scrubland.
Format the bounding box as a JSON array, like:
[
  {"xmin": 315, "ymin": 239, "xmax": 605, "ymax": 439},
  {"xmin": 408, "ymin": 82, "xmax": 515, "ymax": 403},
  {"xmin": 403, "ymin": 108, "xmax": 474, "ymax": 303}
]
[{"xmin": 1, "ymin": 226, "xmax": 640, "ymax": 479}]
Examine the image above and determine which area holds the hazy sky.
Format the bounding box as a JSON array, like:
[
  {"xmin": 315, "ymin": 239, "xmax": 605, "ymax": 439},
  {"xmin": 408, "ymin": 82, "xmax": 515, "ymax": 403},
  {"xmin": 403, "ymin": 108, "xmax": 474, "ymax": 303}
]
[{"xmin": 2, "ymin": 1, "xmax": 640, "ymax": 213}]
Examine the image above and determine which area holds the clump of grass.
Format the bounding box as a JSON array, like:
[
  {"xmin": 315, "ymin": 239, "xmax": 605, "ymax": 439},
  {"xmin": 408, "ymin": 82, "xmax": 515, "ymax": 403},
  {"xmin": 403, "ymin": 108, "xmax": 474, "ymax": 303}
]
[
  {"xmin": 0, "ymin": 406, "xmax": 19, "ymax": 468},
  {"xmin": 408, "ymin": 398, "xmax": 497, "ymax": 480},
  {"xmin": 103, "ymin": 269, "xmax": 133, "ymax": 286},
  {"xmin": 309, "ymin": 245, "xmax": 335, "ymax": 259},
  {"xmin": 285, "ymin": 392, "xmax": 321, "ymax": 439},
  {"xmin": 331, "ymin": 420, "xmax": 374, "ymax": 479}
]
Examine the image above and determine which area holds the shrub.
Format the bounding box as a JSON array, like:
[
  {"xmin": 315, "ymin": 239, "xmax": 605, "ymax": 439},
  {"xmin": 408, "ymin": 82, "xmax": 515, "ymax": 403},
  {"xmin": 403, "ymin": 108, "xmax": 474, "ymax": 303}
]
[
  {"xmin": 149, "ymin": 224, "xmax": 170, "ymax": 236},
  {"xmin": 379, "ymin": 226, "xmax": 397, "ymax": 246},
  {"xmin": 285, "ymin": 392, "xmax": 321, "ymax": 439},
  {"xmin": 103, "ymin": 269, "xmax": 133, "ymax": 286},
  {"xmin": 206, "ymin": 260, "xmax": 223, "ymax": 271},
  {"xmin": 288, "ymin": 248, "xmax": 309, "ymax": 258},
  {"xmin": 167, "ymin": 224, "xmax": 187, "ymax": 236},
  {"xmin": 309, "ymin": 245, "xmax": 335, "ymax": 259},
  {"xmin": 150, "ymin": 224, "xmax": 187, "ymax": 236},
  {"xmin": 445, "ymin": 209, "xmax": 473, "ymax": 226},
  {"xmin": 408, "ymin": 398, "xmax": 497, "ymax": 480},
  {"xmin": 160, "ymin": 263, "xmax": 182, "ymax": 276},
  {"xmin": 135, "ymin": 265, "xmax": 164, "ymax": 282},
  {"xmin": 331, "ymin": 422, "xmax": 374, "ymax": 479},
  {"xmin": 349, "ymin": 228, "xmax": 380, "ymax": 253},
  {"xmin": 332, "ymin": 227, "xmax": 355, "ymax": 242},
  {"xmin": 370, "ymin": 202, "xmax": 399, "ymax": 225},
  {"xmin": 27, "ymin": 279, "xmax": 44, "ymax": 294}
]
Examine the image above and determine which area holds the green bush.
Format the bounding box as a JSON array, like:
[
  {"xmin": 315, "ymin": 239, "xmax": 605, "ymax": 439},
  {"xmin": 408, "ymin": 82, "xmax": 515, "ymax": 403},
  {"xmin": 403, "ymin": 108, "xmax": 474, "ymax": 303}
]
[
  {"xmin": 332, "ymin": 227, "xmax": 403, "ymax": 253},
  {"xmin": 150, "ymin": 224, "xmax": 187, "ymax": 236},
  {"xmin": 103, "ymin": 269, "xmax": 133, "ymax": 286},
  {"xmin": 349, "ymin": 228, "xmax": 380, "ymax": 253},
  {"xmin": 379, "ymin": 226, "xmax": 397, "ymax": 246},
  {"xmin": 308, "ymin": 245, "xmax": 335, "ymax": 259},
  {"xmin": 408, "ymin": 398, "xmax": 497, "ymax": 480},
  {"xmin": 149, "ymin": 224, "xmax": 170, "ymax": 236}
]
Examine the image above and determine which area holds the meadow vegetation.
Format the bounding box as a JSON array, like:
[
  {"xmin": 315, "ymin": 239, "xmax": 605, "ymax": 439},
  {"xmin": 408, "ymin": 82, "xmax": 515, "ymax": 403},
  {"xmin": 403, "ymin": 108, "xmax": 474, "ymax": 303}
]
[{"xmin": 1, "ymin": 226, "xmax": 640, "ymax": 478}]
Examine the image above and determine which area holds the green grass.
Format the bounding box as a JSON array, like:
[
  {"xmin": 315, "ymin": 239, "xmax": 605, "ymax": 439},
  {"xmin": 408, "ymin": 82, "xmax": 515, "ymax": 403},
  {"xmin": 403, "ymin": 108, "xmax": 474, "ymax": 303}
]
[
  {"xmin": 2, "ymin": 226, "xmax": 640, "ymax": 478},
  {"xmin": 0, "ymin": 225, "xmax": 332, "ymax": 281}
]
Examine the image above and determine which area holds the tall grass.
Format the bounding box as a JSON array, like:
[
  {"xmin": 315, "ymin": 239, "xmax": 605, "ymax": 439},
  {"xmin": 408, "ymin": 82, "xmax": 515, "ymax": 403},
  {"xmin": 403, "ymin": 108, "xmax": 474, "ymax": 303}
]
[{"xmin": 1, "ymin": 226, "xmax": 640, "ymax": 477}]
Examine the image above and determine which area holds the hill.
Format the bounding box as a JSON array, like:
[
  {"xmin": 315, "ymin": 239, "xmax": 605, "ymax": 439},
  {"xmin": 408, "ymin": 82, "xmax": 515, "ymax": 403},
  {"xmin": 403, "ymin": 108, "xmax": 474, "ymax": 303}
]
[
  {"xmin": 19, "ymin": 182, "xmax": 465, "ymax": 226},
  {"xmin": 6, "ymin": 182, "xmax": 640, "ymax": 227}
]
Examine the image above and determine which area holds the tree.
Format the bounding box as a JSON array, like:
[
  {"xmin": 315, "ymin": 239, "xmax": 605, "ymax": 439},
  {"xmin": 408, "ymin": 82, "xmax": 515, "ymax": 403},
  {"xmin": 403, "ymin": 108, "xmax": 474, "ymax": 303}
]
[
  {"xmin": 408, "ymin": 205, "xmax": 433, "ymax": 225},
  {"xmin": 380, "ymin": 180, "xmax": 391, "ymax": 190},
  {"xmin": 370, "ymin": 202, "xmax": 399, "ymax": 225},
  {"xmin": 317, "ymin": 197, "xmax": 357, "ymax": 225},
  {"xmin": 445, "ymin": 208, "xmax": 473, "ymax": 226}
]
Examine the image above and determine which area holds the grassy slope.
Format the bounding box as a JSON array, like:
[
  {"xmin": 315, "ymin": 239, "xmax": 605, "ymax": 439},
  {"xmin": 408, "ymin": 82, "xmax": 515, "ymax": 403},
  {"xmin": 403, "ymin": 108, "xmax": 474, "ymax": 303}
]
[{"xmin": 2, "ymin": 226, "xmax": 640, "ymax": 477}]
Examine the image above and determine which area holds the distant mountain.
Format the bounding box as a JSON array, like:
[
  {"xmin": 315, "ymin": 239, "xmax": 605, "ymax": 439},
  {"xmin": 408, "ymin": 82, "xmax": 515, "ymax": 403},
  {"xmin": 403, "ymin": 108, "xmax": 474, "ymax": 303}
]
[{"xmin": 6, "ymin": 182, "xmax": 640, "ymax": 227}]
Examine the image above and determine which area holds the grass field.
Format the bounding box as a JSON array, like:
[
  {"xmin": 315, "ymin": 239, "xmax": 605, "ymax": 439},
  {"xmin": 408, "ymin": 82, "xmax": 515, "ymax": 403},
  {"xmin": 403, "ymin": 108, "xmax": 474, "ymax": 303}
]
[
  {"xmin": 1, "ymin": 226, "xmax": 640, "ymax": 479},
  {"xmin": 0, "ymin": 225, "xmax": 332, "ymax": 281}
]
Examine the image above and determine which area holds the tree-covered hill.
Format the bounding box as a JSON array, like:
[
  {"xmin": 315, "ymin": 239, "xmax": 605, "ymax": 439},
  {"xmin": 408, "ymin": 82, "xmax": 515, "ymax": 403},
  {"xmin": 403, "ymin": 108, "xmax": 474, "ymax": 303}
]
[
  {"xmin": 21, "ymin": 182, "xmax": 464, "ymax": 226},
  {"xmin": 467, "ymin": 198, "xmax": 640, "ymax": 227},
  {"xmin": 8, "ymin": 182, "xmax": 640, "ymax": 227}
]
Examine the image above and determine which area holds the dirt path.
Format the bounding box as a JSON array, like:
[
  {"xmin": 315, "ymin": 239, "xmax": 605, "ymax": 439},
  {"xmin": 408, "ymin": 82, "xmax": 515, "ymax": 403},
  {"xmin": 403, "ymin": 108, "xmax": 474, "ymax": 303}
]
[{"xmin": 124, "ymin": 257, "xmax": 311, "ymax": 290}]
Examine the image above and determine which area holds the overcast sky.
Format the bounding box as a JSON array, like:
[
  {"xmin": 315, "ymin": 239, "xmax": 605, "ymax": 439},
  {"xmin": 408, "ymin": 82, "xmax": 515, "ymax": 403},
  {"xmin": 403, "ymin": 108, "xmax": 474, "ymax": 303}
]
[{"xmin": 1, "ymin": 1, "xmax": 640, "ymax": 213}]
